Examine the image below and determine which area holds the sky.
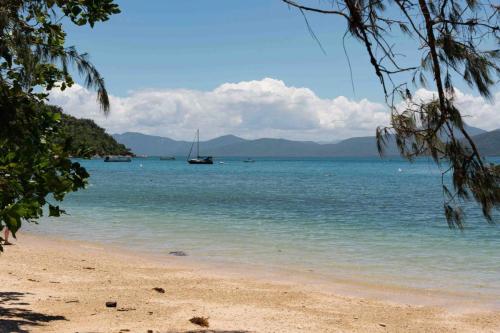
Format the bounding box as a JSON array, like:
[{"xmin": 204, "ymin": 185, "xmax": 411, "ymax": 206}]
[{"xmin": 49, "ymin": 0, "xmax": 500, "ymax": 141}]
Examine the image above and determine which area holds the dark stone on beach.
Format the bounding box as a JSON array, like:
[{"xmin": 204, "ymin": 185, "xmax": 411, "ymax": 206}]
[
  {"xmin": 105, "ymin": 301, "xmax": 117, "ymax": 308},
  {"xmin": 169, "ymin": 251, "xmax": 187, "ymax": 256},
  {"xmin": 152, "ymin": 287, "xmax": 165, "ymax": 293},
  {"xmin": 379, "ymin": 323, "xmax": 387, "ymax": 327},
  {"xmin": 147, "ymin": 330, "xmax": 153, "ymax": 333},
  {"xmin": 83, "ymin": 266, "xmax": 95, "ymax": 270}
]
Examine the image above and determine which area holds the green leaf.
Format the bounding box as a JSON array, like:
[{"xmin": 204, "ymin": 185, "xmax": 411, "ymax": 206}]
[{"xmin": 71, "ymin": 6, "xmax": 82, "ymax": 16}]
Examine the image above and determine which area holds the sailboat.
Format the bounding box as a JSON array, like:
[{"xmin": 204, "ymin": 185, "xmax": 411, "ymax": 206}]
[{"xmin": 187, "ymin": 129, "xmax": 213, "ymax": 164}]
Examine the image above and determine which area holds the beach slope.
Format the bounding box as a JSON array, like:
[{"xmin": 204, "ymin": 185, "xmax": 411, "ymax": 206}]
[{"xmin": 0, "ymin": 235, "xmax": 498, "ymax": 333}]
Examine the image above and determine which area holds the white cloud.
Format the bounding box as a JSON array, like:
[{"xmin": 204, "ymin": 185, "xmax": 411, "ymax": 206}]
[
  {"xmin": 395, "ymin": 88, "xmax": 500, "ymax": 131},
  {"xmin": 450, "ymin": 90, "xmax": 500, "ymax": 131},
  {"xmin": 47, "ymin": 78, "xmax": 499, "ymax": 141}
]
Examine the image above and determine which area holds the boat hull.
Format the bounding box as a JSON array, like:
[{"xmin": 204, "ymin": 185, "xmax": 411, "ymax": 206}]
[
  {"xmin": 188, "ymin": 157, "xmax": 213, "ymax": 164},
  {"xmin": 104, "ymin": 156, "xmax": 132, "ymax": 162}
]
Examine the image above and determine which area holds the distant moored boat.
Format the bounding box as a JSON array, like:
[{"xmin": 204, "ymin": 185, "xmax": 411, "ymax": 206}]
[
  {"xmin": 104, "ymin": 155, "xmax": 132, "ymax": 162},
  {"xmin": 187, "ymin": 129, "xmax": 213, "ymax": 165},
  {"xmin": 160, "ymin": 156, "xmax": 176, "ymax": 160}
]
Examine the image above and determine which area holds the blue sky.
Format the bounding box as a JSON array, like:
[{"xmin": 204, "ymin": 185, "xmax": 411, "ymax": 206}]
[
  {"xmin": 53, "ymin": 0, "xmax": 499, "ymax": 141},
  {"xmin": 64, "ymin": 0, "xmax": 388, "ymax": 100}
]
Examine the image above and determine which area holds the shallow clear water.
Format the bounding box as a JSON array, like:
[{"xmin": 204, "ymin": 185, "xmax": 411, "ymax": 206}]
[{"xmin": 28, "ymin": 157, "xmax": 500, "ymax": 298}]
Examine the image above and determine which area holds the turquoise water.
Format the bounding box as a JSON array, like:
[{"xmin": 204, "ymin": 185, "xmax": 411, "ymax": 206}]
[{"xmin": 29, "ymin": 157, "xmax": 500, "ymax": 298}]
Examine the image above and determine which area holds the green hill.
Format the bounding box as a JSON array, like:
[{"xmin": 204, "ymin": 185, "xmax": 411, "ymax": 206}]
[{"xmin": 57, "ymin": 111, "xmax": 131, "ymax": 157}]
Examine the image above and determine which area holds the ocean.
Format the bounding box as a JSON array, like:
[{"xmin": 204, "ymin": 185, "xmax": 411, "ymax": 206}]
[{"xmin": 28, "ymin": 157, "xmax": 500, "ymax": 301}]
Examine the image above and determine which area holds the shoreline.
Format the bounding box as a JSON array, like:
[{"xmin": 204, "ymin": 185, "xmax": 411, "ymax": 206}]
[
  {"xmin": 1, "ymin": 233, "xmax": 499, "ymax": 332},
  {"xmin": 20, "ymin": 230, "xmax": 500, "ymax": 311}
]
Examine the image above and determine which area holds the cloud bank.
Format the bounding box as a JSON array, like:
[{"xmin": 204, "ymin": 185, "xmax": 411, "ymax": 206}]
[{"xmin": 48, "ymin": 78, "xmax": 499, "ymax": 141}]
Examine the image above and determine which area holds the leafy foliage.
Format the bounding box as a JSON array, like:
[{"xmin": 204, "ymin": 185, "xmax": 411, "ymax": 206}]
[
  {"xmin": 0, "ymin": 0, "xmax": 119, "ymax": 249},
  {"xmin": 283, "ymin": 0, "xmax": 499, "ymax": 227},
  {"xmin": 0, "ymin": 95, "xmax": 89, "ymax": 250}
]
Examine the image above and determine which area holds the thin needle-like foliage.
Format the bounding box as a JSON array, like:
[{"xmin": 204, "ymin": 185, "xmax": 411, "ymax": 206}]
[{"xmin": 283, "ymin": 0, "xmax": 499, "ymax": 228}]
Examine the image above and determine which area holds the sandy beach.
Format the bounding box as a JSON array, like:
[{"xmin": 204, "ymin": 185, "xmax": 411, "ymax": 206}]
[{"xmin": 0, "ymin": 234, "xmax": 499, "ymax": 333}]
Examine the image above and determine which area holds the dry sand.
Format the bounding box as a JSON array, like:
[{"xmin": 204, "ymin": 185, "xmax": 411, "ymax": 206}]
[{"xmin": 0, "ymin": 234, "xmax": 499, "ymax": 333}]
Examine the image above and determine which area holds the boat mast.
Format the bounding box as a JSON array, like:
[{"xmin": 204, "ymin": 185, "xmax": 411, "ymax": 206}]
[
  {"xmin": 197, "ymin": 129, "xmax": 200, "ymax": 158},
  {"xmin": 187, "ymin": 130, "xmax": 196, "ymax": 161}
]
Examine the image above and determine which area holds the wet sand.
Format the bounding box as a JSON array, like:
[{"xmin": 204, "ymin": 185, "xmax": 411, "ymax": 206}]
[{"xmin": 0, "ymin": 234, "xmax": 499, "ymax": 333}]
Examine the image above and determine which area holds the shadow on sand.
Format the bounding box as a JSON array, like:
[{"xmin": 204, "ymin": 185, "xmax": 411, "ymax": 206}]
[{"xmin": 0, "ymin": 291, "xmax": 67, "ymax": 333}]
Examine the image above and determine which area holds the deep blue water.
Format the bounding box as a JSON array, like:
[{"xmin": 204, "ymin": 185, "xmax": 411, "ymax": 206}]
[{"xmin": 29, "ymin": 157, "xmax": 500, "ymax": 297}]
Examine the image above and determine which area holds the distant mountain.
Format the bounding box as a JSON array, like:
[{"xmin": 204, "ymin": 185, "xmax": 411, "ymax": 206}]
[
  {"xmin": 471, "ymin": 129, "xmax": 500, "ymax": 156},
  {"xmin": 213, "ymin": 138, "xmax": 325, "ymax": 157},
  {"xmin": 113, "ymin": 125, "xmax": 497, "ymax": 158},
  {"xmin": 112, "ymin": 132, "xmax": 393, "ymax": 157},
  {"xmin": 113, "ymin": 132, "xmax": 190, "ymax": 156},
  {"xmin": 319, "ymin": 136, "xmax": 399, "ymax": 157},
  {"xmin": 204, "ymin": 135, "xmax": 247, "ymax": 149},
  {"xmin": 112, "ymin": 132, "xmax": 248, "ymax": 156},
  {"xmin": 458, "ymin": 125, "xmax": 487, "ymax": 137}
]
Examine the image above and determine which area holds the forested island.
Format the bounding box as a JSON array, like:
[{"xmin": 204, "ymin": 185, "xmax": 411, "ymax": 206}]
[{"xmin": 55, "ymin": 108, "xmax": 132, "ymax": 157}]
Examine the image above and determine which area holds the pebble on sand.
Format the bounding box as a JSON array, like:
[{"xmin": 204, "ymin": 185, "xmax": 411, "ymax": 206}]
[{"xmin": 105, "ymin": 301, "xmax": 117, "ymax": 308}]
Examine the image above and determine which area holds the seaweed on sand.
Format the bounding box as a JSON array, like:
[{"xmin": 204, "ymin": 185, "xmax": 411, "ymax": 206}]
[{"xmin": 189, "ymin": 316, "xmax": 210, "ymax": 327}]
